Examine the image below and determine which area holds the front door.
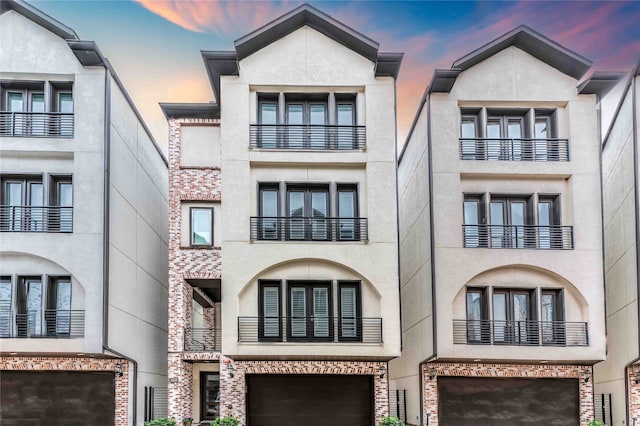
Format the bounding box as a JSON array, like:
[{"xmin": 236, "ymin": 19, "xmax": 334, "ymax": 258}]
[
  {"xmin": 288, "ymin": 282, "xmax": 332, "ymax": 341},
  {"xmin": 200, "ymin": 372, "xmax": 220, "ymax": 421}
]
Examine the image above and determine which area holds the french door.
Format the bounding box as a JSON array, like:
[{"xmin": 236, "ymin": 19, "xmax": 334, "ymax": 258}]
[
  {"xmin": 16, "ymin": 277, "xmax": 42, "ymax": 336},
  {"xmin": 2, "ymin": 178, "xmax": 43, "ymax": 231},
  {"xmin": 489, "ymin": 197, "xmax": 529, "ymax": 248},
  {"xmin": 492, "ymin": 289, "xmax": 536, "ymax": 344},
  {"xmin": 288, "ymin": 282, "xmax": 332, "ymax": 341},
  {"xmin": 486, "ymin": 115, "xmax": 525, "ymax": 160},
  {"xmin": 287, "ymin": 186, "xmax": 329, "ymax": 240},
  {"xmin": 286, "ymin": 100, "xmax": 328, "ymax": 148}
]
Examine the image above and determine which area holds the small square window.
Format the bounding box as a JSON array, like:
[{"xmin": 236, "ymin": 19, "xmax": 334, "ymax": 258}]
[{"xmin": 190, "ymin": 207, "xmax": 213, "ymax": 246}]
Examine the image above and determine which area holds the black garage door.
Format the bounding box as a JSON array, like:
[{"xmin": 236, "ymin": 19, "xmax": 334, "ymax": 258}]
[
  {"xmin": 247, "ymin": 374, "xmax": 373, "ymax": 426},
  {"xmin": 438, "ymin": 376, "xmax": 579, "ymax": 426},
  {"xmin": 0, "ymin": 371, "xmax": 115, "ymax": 426}
]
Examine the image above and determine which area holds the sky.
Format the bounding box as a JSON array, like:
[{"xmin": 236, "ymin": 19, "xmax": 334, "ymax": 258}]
[{"xmin": 31, "ymin": 0, "xmax": 640, "ymax": 154}]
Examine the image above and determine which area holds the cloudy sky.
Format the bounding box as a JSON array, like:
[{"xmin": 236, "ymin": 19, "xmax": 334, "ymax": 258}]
[{"xmin": 32, "ymin": 0, "xmax": 640, "ymax": 153}]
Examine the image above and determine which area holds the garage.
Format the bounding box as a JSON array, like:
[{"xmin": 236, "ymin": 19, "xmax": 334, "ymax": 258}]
[
  {"xmin": 438, "ymin": 376, "xmax": 579, "ymax": 426},
  {"xmin": 247, "ymin": 374, "xmax": 373, "ymax": 426},
  {"xmin": 0, "ymin": 371, "xmax": 115, "ymax": 426}
]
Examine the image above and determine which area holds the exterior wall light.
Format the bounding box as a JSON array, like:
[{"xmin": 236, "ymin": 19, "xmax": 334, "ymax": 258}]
[
  {"xmin": 378, "ymin": 365, "xmax": 386, "ymax": 379},
  {"xmin": 225, "ymin": 359, "xmax": 236, "ymax": 378},
  {"xmin": 584, "ymin": 368, "xmax": 591, "ymax": 383},
  {"xmin": 429, "ymin": 367, "xmax": 437, "ymax": 380},
  {"xmin": 115, "ymin": 361, "xmax": 124, "ymax": 377},
  {"xmin": 635, "ymin": 372, "xmax": 640, "ymax": 385}
]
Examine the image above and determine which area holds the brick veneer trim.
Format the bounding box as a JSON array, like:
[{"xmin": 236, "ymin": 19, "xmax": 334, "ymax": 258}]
[
  {"xmin": 629, "ymin": 364, "xmax": 640, "ymax": 422},
  {"xmin": 0, "ymin": 356, "xmax": 129, "ymax": 426},
  {"xmin": 421, "ymin": 362, "xmax": 594, "ymax": 426}
]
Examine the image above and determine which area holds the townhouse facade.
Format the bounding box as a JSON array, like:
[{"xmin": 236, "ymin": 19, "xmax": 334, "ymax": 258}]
[
  {"xmin": 594, "ymin": 62, "xmax": 640, "ymax": 426},
  {"xmin": 0, "ymin": 1, "xmax": 169, "ymax": 425},
  {"xmin": 390, "ymin": 27, "xmax": 610, "ymax": 425},
  {"xmin": 161, "ymin": 4, "xmax": 402, "ymax": 425}
]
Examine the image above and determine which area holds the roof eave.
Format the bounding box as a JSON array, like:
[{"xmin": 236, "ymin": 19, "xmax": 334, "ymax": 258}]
[
  {"xmin": 1, "ymin": 0, "xmax": 78, "ymax": 40},
  {"xmin": 159, "ymin": 102, "xmax": 221, "ymax": 120},
  {"xmin": 577, "ymin": 71, "xmax": 627, "ymax": 98}
]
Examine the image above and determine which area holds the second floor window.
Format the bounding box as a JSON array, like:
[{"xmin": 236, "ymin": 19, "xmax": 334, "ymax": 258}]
[
  {"xmin": 1, "ymin": 175, "xmax": 72, "ymax": 232},
  {"xmin": 190, "ymin": 207, "xmax": 213, "ymax": 246},
  {"xmin": 462, "ymin": 193, "xmax": 569, "ymax": 249},
  {"xmin": 252, "ymin": 182, "xmax": 366, "ymax": 242}
]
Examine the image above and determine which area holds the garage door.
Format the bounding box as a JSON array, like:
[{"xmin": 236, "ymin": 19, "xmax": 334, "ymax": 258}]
[
  {"xmin": 0, "ymin": 371, "xmax": 115, "ymax": 426},
  {"xmin": 438, "ymin": 376, "xmax": 579, "ymax": 426},
  {"xmin": 247, "ymin": 374, "xmax": 373, "ymax": 426}
]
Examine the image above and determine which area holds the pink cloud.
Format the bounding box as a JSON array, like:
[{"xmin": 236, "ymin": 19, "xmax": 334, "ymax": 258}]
[{"xmin": 133, "ymin": 0, "xmax": 297, "ymax": 35}]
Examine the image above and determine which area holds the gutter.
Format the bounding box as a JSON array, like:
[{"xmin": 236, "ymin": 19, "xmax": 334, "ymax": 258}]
[
  {"xmin": 101, "ymin": 66, "xmax": 138, "ymax": 426},
  {"xmin": 394, "ymin": 77, "xmax": 403, "ymax": 352}
]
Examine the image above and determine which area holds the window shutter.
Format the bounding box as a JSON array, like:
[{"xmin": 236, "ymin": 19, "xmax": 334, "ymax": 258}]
[
  {"xmin": 290, "ymin": 287, "xmax": 306, "ymax": 337},
  {"xmin": 313, "ymin": 287, "xmax": 329, "ymax": 337},
  {"xmin": 340, "ymin": 287, "xmax": 357, "ymax": 338},
  {"xmin": 262, "ymin": 287, "xmax": 279, "ymax": 337}
]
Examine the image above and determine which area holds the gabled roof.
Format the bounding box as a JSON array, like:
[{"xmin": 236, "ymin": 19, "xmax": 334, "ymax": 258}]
[
  {"xmin": 1, "ymin": 0, "xmax": 78, "ymax": 40},
  {"xmin": 452, "ymin": 25, "xmax": 592, "ymax": 80},
  {"xmin": 200, "ymin": 3, "xmax": 403, "ymax": 104}
]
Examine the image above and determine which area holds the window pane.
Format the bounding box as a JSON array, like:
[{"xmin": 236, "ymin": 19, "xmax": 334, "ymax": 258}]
[
  {"xmin": 510, "ymin": 201, "xmax": 525, "ymax": 248},
  {"xmin": 535, "ymin": 120, "xmax": 548, "ymax": 139},
  {"xmin": 313, "ymin": 287, "xmax": 329, "ymax": 337},
  {"xmin": 340, "ymin": 286, "xmax": 357, "ymax": 338},
  {"xmin": 339, "ymin": 191, "xmax": 355, "ymax": 218},
  {"xmin": 0, "ymin": 279, "xmax": 10, "ymax": 337},
  {"xmin": 191, "ymin": 209, "xmax": 212, "ymax": 245},
  {"xmin": 58, "ymin": 93, "xmax": 73, "ymax": 113},
  {"xmin": 466, "ymin": 292, "xmax": 482, "ymax": 321},
  {"xmin": 260, "ymin": 102, "xmax": 277, "ymax": 125},
  {"xmin": 287, "ymin": 104, "xmax": 303, "ymax": 125},
  {"xmin": 259, "ymin": 189, "xmax": 278, "ymax": 240},
  {"xmin": 25, "ymin": 279, "xmax": 42, "ymax": 335},
  {"xmin": 288, "ymin": 191, "xmax": 304, "ymax": 217},
  {"xmin": 58, "ymin": 183, "xmax": 73, "ymax": 207},
  {"xmin": 490, "ymin": 202, "xmax": 504, "ymax": 247},
  {"xmin": 6, "ymin": 182, "xmax": 22, "ymax": 205},
  {"xmin": 29, "ymin": 183, "xmax": 43, "ymax": 206},
  {"xmin": 29, "ymin": 183, "xmax": 44, "ymax": 231},
  {"xmin": 31, "ymin": 93, "xmax": 45, "ymax": 113},
  {"xmin": 8, "ymin": 93, "xmax": 23, "ymax": 112},
  {"xmin": 486, "ymin": 121, "xmax": 501, "ymax": 138},
  {"xmin": 337, "ymin": 104, "xmax": 354, "ymax": 125},
  {"xmin": 262, "ymin": 286, "xmax": 280, "ymax": 337},
  {"xmin": 337, "ymin": 104, "xmax": 355, "ymax": 149},
  {"xmin": 492, "ymin": 293, "xmax": 507, "ymax": 342},
  {"xmin": 290, "ymin": 287, "xmax": 307, "ymax": 337},
  {"xmin": 309, "ymin": 104, "xmax": 326, "ymax": 125},
  {"xmin": 311, "ymin": 191, "xmax": 328, "ymax": 240},
  {"xmin": 461, "ymin": 119, "xmax": 476, "ymax": 139}
]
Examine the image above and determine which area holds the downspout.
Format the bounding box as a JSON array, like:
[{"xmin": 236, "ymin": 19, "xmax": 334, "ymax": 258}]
[
  {"xmin": 101, "ymin": 65, "xmax": 138, "ymax": 425},
  {"xmin": 394, "ymin": 77, "xmax": 403, "ymax": 352},
  {"xmin": 629, "ymin": 70, "xmax": 640, "ymax": 426}
]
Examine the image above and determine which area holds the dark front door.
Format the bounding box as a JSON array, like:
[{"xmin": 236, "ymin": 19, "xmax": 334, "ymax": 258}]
[
  {"xmin": 287, "ymin": 282, "xmax": 332, "ymax": 341},
  {"xmin": 438, "ymin": 376, "xmax": 579, "ymax": 426},
  {"xmin": 247, "ymin": 374, "xmax": 373, "ymax": 426},
  {"xmin": 200, "ymin": 372, "xmax": 220, "ymax": 420},
  {"xmin": 0, "ymin": 371, "xmax": 115, "ymax": 426}
]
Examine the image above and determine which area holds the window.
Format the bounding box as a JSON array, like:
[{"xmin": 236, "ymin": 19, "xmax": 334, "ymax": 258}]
[
  {"xmin": 200, "ymin": 372, "xmax": 220, "ymax": 420},
  {"xmin": 465, "ymin": 287, "xmax": 488, "ymax": 343},
  {"xmin": 16, "ymin": 276, "xmax": 42, "ymax": 337},
  {"xmin": 534, "ymin": 110, "xmax": 558, "ymax": 161},
  {"xmin": 287, "ymin": 184, "xmax": 330, "ymax": 241},
  {"xmin": 335, "ymin": 94, "xmax": 357, "ymax": 149},
  {"xmin": 287, "ymin": 281, "xmax": 332, "ymax": 341},
  {"xmin": 463, "ymin": 193, "xmax": 568, "ymax": 249},
  {"xmin": 486, "ymin": 110, "xmax": 527, "ymax": 160},
  {"xmin": 1, "ymin": 176, "xmax": 44, "ymax": 231},
  {"xmin": 492, "ymin": 289, "xmax": 536, "ymax": 344},
  {"xmin": 460, "ymin": 109, "xmax": 481, "ymax": 159},
  {"xmin": 337, "ymin": 185, "xmax": 358, "ymax": 241},
  {"xmin": 338, "ymin": 281, "xmax": 361, "ymax": 341},
  {"xmin": 258, "ymin": 94, "xmax": 278, "ymax": 148},
  {"xmin": 0, "ymin": 277, "xmax": 11, "ymax": 337},
  {"xmin": 46, "ymin": 277, "xmax": 71, "ymax": 336},
  {"xmin": 541, "ymin": 289, "xmax": 564, "ymax": 344},
  {"xmin": 190, "ymin": 207, "xmax": 213, "ymax": 246},
  {"xmin": 258, "ymin": 183, "xmax": 280, "ymax": 240},
  {"xmin": 259, "ymin": 281, "xmax": 282, "ymax": 341},
  {"xmin": 286, "ymin": 94, "xmax": 328, "ymax": 149},
  {"xmin": 50, "ymin": 176, "xmax": 73, "ymax": 232}
]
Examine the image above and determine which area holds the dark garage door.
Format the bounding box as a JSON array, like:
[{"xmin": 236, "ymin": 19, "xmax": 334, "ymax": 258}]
[
  {"xmin": 438, "ymin": 376, "xmax": 579, "ymax": 426},
  {"xmin": 0, "ymin": 371, "xmax": 115, "ymax": 426},
  {"xmin": 247, "ymin": 374, "xmax": 373, "ymax": 426}
]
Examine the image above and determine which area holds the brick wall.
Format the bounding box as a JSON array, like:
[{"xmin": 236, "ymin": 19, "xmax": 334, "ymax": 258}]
[
  {"xmin": 0, "ymin": 356, "xmax": 129, "ymax": 425},
  {"xmin": 421, "ymin": 362, "xmax": 594, "ymax": 426},
  {"xmin": 218, "ymin": 358, "xmax": 389, "ymax": 426},
  {"xmin": 629, "ymin": 364, "xmax": 640, "ymax": 423}
]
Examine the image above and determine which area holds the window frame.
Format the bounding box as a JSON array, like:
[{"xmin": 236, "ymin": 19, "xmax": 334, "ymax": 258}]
[
  {"xmin": 465, "ymin": 287, "xmax": 489, "ymax": 343},
  {"xmin": 258, "ymin": 280, "xmax": 282, "ymax": 342},
  {"xmin": 338, "ymin": 281, "xmax": 362, "ymax": 342},
  {"xmin": 286, "ymin": 280, "xmax": 333, "ymax": 342},
  {"xmin": 189, "ymin": 206, "xmax": 214, "ymax": 247}
]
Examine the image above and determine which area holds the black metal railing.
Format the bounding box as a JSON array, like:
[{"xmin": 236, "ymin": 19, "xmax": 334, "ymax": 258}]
[
  {"xmin": 249, "ymin": 124, "xmax": 366, "ymax": 150},
  {"xmin": 453, "ymin": 319, "xmax": 589, "ymax": 346},
  {"xmin": 0, "ymin": 309, "xmax": 85, "ymax": 338},
  {"xmin": 459, "ymin": 138, "xmax": 569, "ymax": 161},
  {"xmin": 250, "ymin": 217, "xmax": 368, "ymax": 242},
  {"xmin": 0, "ymin": 206, "xmax": 73, "ymax": 232},
  {"xmin": 0, "ymin": 112, "xmax": 74, "ymax": 138},
  {"xmin": 238, "ymin": 316, "xmax": 383, "ymax": 343},
  {"xmin": 462, "ymin": 224, "xmax": 573, "ymax": 249},
  {"xmin": 184, "ymin": 328, "xmax": 222, "ymax": 352}
]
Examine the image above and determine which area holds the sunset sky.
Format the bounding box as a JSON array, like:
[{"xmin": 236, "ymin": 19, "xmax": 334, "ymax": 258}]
[{"xmin": 32, "ymin": 0, "xmax": 640, "ymax": 153}]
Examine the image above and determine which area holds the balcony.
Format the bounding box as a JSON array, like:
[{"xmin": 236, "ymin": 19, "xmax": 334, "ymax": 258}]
[
  {"xmin": 453, "ymin": 319, "xmax": 589, "ymax": 346},
  {"xmin": 0, "ymin": 112, "xmax": 74, "ymax": 138},
  {"xmin": 238, "ymin": 316, "xmax": 383, "ymax": 343},
  {"xmin": 184, "ymin": 328, "xmax": 221, "ymax": 352},
  {"xmin": 0, "ymin": 206, "xmax": 73, "ymax": 232},
  {"xmin": 250, "ymin": 217, "xmax": 368, "ymax": 242},
  {"xmin": 0, "ymin": 309, "xmax": 85, "ymax": 338},
  {"xmin": 462, "ymin": 225, "xmax": 573, "ymax": 249},
  {"xmin": 459, "ymin": 138, "xmax": 569, "ymax": 161},
  {"xmin": 249, "ymin": 124, "xmax": 366, "ymax": 150}
]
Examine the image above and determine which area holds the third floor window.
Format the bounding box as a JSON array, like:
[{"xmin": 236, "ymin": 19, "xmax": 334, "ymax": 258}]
[
  {"xmin": 251, "ymin": 92, "xmax": 364, "ymax": 150},
  {"xmin": 459, "ymin": 107, "xmax": 568, "ymax": 161}
]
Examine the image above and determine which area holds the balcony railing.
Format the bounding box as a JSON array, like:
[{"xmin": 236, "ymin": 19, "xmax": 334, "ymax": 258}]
[
  {"xmin": 0, "ymin": 112, "xmax": 74, "ymax": 138},
  {"xmin": 0, "ymin": 206, "xmax": 73, "ymax": 232},
  {"xmin": 238, "ymin": 316, "xmax": 383, "ymax": 343},
  {"xmin": 453, "ymin": 319, "xmax": 589, "ymax": 346},
  {"xmin": 184, "ymin": 328, "xmax": 221, "ymax": 352},
  {"xmin": 459, "ymin": 138, "xmax": 569, "ymax": 161},
  {"xmin": 250, "ymin": 217, "xmax": 368, "ymax": 242},
  {"xmin": 462, "ymin": 224, "xmax": 573, "ymax": 249},
  {"xmin": 0, "ymin": 309, "xmax": 85, "ymax": 338},
  {"xmin": 249, "ymin": 124, "xmax": 366, "ymax": 150}
]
